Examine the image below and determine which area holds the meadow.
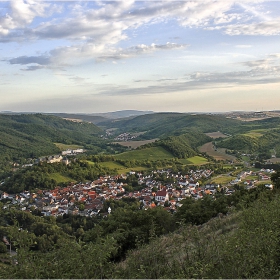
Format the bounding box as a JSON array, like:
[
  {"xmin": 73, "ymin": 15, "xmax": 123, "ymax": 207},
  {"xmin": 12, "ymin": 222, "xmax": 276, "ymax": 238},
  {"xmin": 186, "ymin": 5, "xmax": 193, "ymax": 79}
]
[
  {"xmin": 205, "ymin": 131, "xmax": 228, "ymax": 138},
  {"xmin": 113, "ymin": 139, "xmax": 158, "ymax": 149},
  {"xmin": 48, "ymin": 172, "xmax": 74, "ymax": 183},
  {"xmin": 54, "ymin": 143, "xmax": 83, "ymax": 151},
  {"xmin": 207, "ymin": 175, "xmax": 235, "ymax": 185},
  {"xmin": 199, "ymin": 142, "xmax": 236, "ymax": 161},
  {"xmin": 114, "ymin": 146, "xmax": 174, "ymax": 160},
  {"xmin": 179, "ymin": 156, "xmax": 208, "ymax": 165},
  {"xmin": 99, "ymin": 162, "xmax": 148, "ymax": 174}
]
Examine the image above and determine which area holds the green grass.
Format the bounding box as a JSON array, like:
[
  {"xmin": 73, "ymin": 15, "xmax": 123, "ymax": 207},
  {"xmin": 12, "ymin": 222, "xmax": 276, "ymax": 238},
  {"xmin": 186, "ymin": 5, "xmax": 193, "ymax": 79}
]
[
  {"xmin": 85, "ymin": 160, "xmax": 95, "ymax": 165},
  {"xmin": 114, "ymin": 146, "xmax": 174, "ymax": 161},
  {"xmin": 242, "ymin": 132, "xmax": 263, "ymax": 138},
  {"xmin": 208, "ymin": 175, "xmax": 235, "ymax": 185},
  {"xmin": 48, "ymin": 173, "xmax": 74, "ymax": 183},
  {"xmin": 186, "ymin": 156, "xmax": 208, "ymax": 165},
  {"xmin": 86, "ymin": 160, "xmax": 148, "ymax": 174},
  {"xmin": 241, "ymin": 156, "xmax": 250, "ymax": 162},
  {"xmin": 243, "ymin": 175, "xmax": 258, "ymax": 181},
  {"xmin": 54, "ymin": 143, "xmax": 83, "ymax": 151}
]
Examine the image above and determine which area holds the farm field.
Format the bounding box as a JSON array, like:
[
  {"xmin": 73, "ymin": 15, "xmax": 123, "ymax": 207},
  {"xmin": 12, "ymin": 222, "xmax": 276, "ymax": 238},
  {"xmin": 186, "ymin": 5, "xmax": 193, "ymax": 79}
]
[
  {"xmin": 266, "ymin": 158, "xmax": 280, "ymax": 163},
  {"xmin": 179, "ymin": 156, "xmax": 208, "ymax": 165},
  {"xmin": 113, "ymin": 139, "xmax": 158, "ymax": 149},
  {"xmin": 54, "ymin": 143, "xmax": 83, "ymax": 151},
  {"xmin": 114, "ymin": 146, "xmax": 174, "ymax": 160},
  {"xmin": 199, "ymin": 142, "xmax": 237, "ymax": 161},
  {"xmin": 48, "ymin": 173, "xmax": 74, "ymax": 183},
  {"xmin": 97, "ymin": 161, "xmax": 148, "ymax": 174},
  {"xmin": 205, "ymin": 131, "xmax": 229, "ymax": 138},
  {"xmin": 207, "ymin": 175, "xmax": 235, "ymax": 185},
  {"xmin": 242, "ymin": 131, "xmax": 264, "ymax": 138}
]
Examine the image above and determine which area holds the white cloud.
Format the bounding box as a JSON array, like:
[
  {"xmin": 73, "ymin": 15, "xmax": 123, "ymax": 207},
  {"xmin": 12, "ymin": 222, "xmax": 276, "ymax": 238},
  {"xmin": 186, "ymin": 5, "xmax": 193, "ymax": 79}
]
[
  {"xmin": 0, "ymin": 0, "xmax": 51, "ymax": 36},
  {"xmin": 1, "ymin": 1, "xmax": 279, "ymax": 72},
  {"xmin": 235, "ymin": 45, "xmax": 252, "ymax": 48},
  {"xmin": 5, "ymin": 41, "xmax": 188, "ymax": 69},
  {"xmin": 224, "ymin": 19, "xmax": 280, "ymax": 35}
]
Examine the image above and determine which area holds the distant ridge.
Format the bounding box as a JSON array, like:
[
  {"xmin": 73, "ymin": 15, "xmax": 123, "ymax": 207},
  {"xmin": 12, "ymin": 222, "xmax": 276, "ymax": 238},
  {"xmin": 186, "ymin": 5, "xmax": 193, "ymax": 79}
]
[
  {"xmin": 0, "ymin": 110, "xmax": 154, "ymax": 124},
  {"xmin": 89, "ymin": 110, "xmax": 154, "ymax": 119}
]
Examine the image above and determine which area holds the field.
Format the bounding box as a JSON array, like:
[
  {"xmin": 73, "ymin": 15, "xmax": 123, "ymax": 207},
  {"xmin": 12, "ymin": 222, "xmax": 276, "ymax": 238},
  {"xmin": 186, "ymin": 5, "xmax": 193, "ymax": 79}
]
[
  {"xmin": 100, "ymin": 162, "xmax": 148, "ymax": 174},
  {"xmin": 205, "ymin": 132, "xmax": 229, "ymax": 139},
  {"xmin": 242, "ymin": 131, "xmax": 264, "ymax": 138},
  {"xmin": 113, "ymin": 139, "xmax": 158, "ymax": 149},
  {"xmin": 208, "ymin": 175, "xmax": 235, "ymax": 185},
  {"xmin": 114, "ymin": 146, "xmax": 174, "ymax": 160},
  {"xmin": 48, "ymin": 173, "xmax": 74, "ymax": 183},
  {"xmin": 266, "ymin": 158, "xmax": 280, "ymax": 163},
  {"xmin": 199, "ymin": 142, "xmax": 236, "ymax": 161},
  {"xmin": 179, "ymin": 156, "xmax": 208, "ymax": 165},
  {"xmin": 54, "ymin": 143, "xmax": 83, "ymax": 151}
]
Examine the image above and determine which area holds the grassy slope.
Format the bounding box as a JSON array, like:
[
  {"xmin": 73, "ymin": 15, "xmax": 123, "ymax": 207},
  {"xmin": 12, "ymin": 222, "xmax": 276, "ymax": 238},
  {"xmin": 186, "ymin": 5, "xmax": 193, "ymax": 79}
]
[
  {"xmin": 114, "ymin": 194, "xmax": 280, "ymax": 279},
  {"xmin": 54, "ymin": 143, "xmax": 83, "ymax": 151},
  {"xmin": 48, "ymin": 173, "xmax": 74, "ymax": 184},
  {"xmin": 114, "ymin": 146, "xmax": 174, "ymax": 160},
  {"xmin": 179, "ymin": 156, "xmax": 208, "ymax": 165}
]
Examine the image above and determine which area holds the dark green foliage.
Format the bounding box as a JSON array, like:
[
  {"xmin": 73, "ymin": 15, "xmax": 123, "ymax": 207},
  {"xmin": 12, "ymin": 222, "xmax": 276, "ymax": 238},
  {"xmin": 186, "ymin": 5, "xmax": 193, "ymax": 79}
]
[
  {"xmin": 114, "ymin": 193, "xmax": 280, "ymax": 279},
  {"xmin": 157, "ymin": 131, "xmax": 210, "ymax": 158},
  {"xmin": 100, "ymin": 112, "xmax": 243, "ymax": 138},
  {"xmin": 175, "ymin": 185, "xmax": 275, "ymax": 225},
  {"xmin": 0, "ymin": 187, "xmax": 279, "ymax": 279},
  {"xmin": 85, "ymin": 206, "xmax": 175, "ymax": 260},
  {"xmin": 0, "ymin": 114, "xmax": 103, "ymax": 162},
  {"xmin": 1, "ymin": 237, "xmax": 117, "ymax": 279},
  {"xmin": 271, "ymin": 171, "xmax": 280, "ymax": 188},
  {"xmin": 1, "ymin": 160, "xmax": 111, "ymax": 193},
  {"xmin": 217, "ymin": 129, "xmax": 280, "ymax": 156},
  {"xmin": 218, "ymin": 134, "xmax": 259, "ymax": 152}
]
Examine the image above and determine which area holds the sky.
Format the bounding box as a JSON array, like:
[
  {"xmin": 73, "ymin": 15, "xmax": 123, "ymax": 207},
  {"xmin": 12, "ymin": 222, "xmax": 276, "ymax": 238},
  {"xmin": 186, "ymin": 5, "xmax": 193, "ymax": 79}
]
[{"xmin": 0, "ymin": 0, "xmax": 280, "ymax": 114}]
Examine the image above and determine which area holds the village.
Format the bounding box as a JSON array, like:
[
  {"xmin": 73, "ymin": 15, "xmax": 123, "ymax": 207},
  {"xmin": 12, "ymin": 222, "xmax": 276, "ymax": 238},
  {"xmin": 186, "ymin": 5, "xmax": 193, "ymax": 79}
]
[{"xmin": 0, "ymin": 166, "xmax": 274, "ymax": 218}]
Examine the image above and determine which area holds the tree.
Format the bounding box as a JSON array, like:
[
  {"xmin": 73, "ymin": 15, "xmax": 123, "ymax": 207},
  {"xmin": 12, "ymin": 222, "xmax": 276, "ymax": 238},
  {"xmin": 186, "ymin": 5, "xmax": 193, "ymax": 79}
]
[
  {"xmin": 0, "ymin": 242, "xmax": 7, "ymax": 253},
  {"xmin": 271, "ymin": 171, "xmax": 280, "ymax": 189}
]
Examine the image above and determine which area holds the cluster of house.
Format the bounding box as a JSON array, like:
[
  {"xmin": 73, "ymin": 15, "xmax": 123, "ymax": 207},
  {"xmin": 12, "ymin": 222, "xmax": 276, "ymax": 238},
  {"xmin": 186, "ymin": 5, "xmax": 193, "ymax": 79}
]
[
  {"xmin": 230, "ymin": 168, "xmax": 274, "ymax": 189},
  {"xmin": 114, "ymin": 133, "xmax": 137, "ymax": 141},
  {"xmin": 1, "ymin": 168, "xmax": 273, "ymax": 217}
]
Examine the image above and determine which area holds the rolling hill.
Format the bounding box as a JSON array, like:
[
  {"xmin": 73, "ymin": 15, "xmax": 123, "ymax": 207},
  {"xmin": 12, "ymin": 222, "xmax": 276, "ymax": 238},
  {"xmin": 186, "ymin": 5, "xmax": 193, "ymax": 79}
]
[
  {"xmin": 0, "ymin": 114, "xmax": 104, "ymax": 161},
  {"xmin": 99, "ymin": 113, "xmax": 244, "ymax": 139}
]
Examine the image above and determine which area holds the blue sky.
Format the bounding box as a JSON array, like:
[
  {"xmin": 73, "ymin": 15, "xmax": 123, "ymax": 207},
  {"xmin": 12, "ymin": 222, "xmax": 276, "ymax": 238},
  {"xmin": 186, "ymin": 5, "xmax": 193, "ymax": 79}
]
[{"xmin": 1, "ymin": 0, "xmax": 280, "ymax": 113}]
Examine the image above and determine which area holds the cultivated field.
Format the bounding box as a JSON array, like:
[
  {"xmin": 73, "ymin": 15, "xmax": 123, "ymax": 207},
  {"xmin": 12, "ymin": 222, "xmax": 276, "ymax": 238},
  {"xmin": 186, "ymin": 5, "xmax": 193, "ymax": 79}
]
[
  {"xmin": 242, "ymin": 131, "xmax": 264, "ymax": 138},
  {"xmin": 48, "ymin": 173, "xmax": 74, "ymax": 183},
  {"xmin": 208, "ymin": 175, "xmax": 235, "ymax": 185},
  {"xmin": 54, "ymin": 143, "xmax": 83, "ymax": 151},
  {"xmin": 179, "ymin": 156, "xmax": 208, "ymax": 165},
  {"xmin": 97, "ymin": 161, "xmax": 147, "ymax": 174},
  {"xmin": 205, "ymin": 132, "xmax": 229, "ymax": 139},
  {"xmin": 114, "ymin": 146, "xmax": 173, "ymax": 160},
  {"xmin": 266, "ymin": 158, "xmax": 280, "ymax": 163},
  {"xmin": 199, "ymin": 142, "xmax": 236, "ymax": 161},
  {"xmin": 113, "ymin": 139, "xmax": 158, "ymax": 149}
]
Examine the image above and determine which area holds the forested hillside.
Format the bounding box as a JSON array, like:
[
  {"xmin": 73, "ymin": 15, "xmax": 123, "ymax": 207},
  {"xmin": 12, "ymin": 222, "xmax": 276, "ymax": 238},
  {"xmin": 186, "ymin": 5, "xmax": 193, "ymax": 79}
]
[
  {"xmin": 156, "ymin": 130, "xmax": 211, "ymax": 158},
  {"xmin": 217, "ymin": 129, "xmax": 280, "ymax": 156},
  {"xmin": 0, "ymin": 114, "xmax": 104, "ymax": 161},
  {"xmin": 100, "ymin": 113, "xmax": 243, "ymax": 138}
]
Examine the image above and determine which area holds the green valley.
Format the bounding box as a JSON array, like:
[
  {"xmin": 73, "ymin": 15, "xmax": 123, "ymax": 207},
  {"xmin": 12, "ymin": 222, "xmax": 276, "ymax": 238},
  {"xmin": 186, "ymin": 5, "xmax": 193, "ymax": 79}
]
[{"xmin": 1, "ymin": 111, "xmax": 280, "ymax": 279}]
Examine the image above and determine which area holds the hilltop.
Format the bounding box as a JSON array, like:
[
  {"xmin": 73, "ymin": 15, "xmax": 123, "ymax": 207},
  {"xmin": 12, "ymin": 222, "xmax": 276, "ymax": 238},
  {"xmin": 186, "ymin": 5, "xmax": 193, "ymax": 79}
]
[
  {"xmin": 99, "ymin": 112, "xmax": 243, "ymax": 139},
  {"xmin": 0, "ymin": 114, "xmax": 103, "ymax": 162}
]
